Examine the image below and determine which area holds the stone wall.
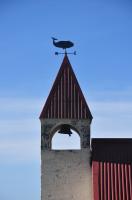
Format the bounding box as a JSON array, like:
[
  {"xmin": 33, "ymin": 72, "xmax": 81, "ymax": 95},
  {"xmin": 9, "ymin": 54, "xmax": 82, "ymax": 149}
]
[
  {"xmin": 41, "ymin": 149, "xmax": 92, "ymax": 200},
  {"xmin": 40, "ymin": 119, "xmax": 91, "ymax": 150}
]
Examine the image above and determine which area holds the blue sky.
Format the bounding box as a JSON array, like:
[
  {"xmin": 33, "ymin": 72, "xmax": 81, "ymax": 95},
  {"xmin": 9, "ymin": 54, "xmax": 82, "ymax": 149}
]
[{"xmin": 0, "ymin": 0, "xmax": 132, "ymax": 199}]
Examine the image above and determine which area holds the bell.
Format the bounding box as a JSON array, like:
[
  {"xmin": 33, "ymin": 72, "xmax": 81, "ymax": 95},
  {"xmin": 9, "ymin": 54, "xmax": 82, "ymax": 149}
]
[{"xmin": 58, "ymin": 125, "xmax": 72, "ymax": 136}]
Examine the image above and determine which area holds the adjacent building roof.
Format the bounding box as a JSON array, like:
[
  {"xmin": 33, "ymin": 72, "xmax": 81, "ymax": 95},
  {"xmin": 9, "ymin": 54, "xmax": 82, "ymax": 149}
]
[
  {"xmin": 92, "ymin": 138, "xmax": 132, "ymax": 164},
  {"xmin": 92, "ymin": 139, "xmax": 132, "ymax": 200},
  {"xmin": 40, "ymin": 55, "xmax": 92, "ymax": 120}
]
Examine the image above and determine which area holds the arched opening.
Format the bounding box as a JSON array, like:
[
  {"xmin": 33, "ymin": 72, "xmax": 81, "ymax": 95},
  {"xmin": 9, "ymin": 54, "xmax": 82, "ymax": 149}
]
[{"xmin": 52, "ymin": 125, "xmax": 81, "ymax": 150}]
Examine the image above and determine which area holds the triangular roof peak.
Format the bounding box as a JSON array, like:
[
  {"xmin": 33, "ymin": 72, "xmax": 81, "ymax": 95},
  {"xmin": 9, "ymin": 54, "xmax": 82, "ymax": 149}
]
[{"xmin": 40, "ymin": 55, "xmax": 92, "ymax": 121}]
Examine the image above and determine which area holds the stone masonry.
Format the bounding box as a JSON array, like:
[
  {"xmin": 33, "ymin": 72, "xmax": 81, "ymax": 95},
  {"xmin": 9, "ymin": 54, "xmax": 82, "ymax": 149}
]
[{"xmin": 40, "ymin": 118, "xmax": 92, "ymax": 200}]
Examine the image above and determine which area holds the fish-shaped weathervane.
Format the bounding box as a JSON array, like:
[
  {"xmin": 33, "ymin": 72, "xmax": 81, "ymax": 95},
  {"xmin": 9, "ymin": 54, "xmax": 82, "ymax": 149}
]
[{"xmin": 51, "ymin": 37, "xmax": 76, "ymax": 55}]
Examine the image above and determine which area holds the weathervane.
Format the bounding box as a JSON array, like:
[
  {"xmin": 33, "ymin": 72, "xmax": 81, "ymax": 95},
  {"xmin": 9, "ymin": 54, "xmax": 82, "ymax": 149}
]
[{"xmin": 51, "ymin": 37, "xmax": 76, "ymax": 55}]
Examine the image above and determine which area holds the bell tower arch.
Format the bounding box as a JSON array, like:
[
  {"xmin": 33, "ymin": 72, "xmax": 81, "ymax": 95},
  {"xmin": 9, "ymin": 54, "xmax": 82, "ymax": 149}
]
[{"xmin": 40, "ymin": 55, "xmax": 93, "ymax": 200}]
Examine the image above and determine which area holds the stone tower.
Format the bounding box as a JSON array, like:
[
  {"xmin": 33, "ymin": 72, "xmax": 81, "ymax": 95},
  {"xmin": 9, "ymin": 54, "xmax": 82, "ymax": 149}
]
[{"xmin": 39, "ymin": 55, "xmax": 93, "ymax": 200}]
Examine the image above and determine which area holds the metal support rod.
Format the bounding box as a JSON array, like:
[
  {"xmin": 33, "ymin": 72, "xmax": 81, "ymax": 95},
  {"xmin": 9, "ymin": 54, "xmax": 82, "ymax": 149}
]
[{"xmin": 55, "ymin": 51, "xmax": 76, "ymax": 55}]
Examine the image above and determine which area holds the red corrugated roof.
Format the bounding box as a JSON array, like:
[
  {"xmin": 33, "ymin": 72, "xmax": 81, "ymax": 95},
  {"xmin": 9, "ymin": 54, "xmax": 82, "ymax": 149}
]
[{"xmin": 39, "ymin": 55, "xmax": 92, "ymax": 120}]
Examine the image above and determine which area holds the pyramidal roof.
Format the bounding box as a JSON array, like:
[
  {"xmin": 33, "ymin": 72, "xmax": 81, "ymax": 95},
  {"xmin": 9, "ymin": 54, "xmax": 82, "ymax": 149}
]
[{"xmin": 40, "ymin": 55, "xmax": 92, "ymax": 120}]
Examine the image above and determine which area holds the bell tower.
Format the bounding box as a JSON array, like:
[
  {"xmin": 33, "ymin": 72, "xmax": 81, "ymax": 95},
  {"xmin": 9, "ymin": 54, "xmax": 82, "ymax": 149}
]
[{"xmin": 40, "ymin": 55, "xmax": 93, "ymax": 200}]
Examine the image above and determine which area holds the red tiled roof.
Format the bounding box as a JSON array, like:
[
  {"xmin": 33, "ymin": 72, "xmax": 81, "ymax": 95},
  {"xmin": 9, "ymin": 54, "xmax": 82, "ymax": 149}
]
[{"xmin": 39, "ymin": 55, "xmax": 92, "ymax": 120}]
